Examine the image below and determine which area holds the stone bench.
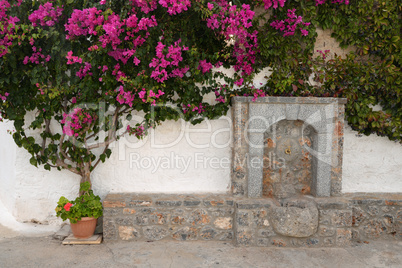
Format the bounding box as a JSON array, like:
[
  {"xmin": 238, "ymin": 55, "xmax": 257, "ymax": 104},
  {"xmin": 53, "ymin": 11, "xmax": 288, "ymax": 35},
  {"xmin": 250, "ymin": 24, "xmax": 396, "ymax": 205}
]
[{"xmin": 103, "ymin": 193, "xmax": 402, "ymax": 247}]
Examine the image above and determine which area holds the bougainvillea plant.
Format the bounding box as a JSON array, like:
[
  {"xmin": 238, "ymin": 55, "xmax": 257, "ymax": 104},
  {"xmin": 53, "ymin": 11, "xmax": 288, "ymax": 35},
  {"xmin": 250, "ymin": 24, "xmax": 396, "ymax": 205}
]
[
  {"xmin": 0, "ymin": 0, "xmax": 270, "ymax": 189},
  {"xmin": 3, "ymin": 0, "xmax": 391, "ymax": 193}
]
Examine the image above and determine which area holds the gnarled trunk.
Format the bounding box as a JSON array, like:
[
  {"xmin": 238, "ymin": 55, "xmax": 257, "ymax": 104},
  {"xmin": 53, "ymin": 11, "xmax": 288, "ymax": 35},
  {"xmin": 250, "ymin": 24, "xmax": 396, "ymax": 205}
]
[{"xmin": 79, "ymin": 165, "xmax": 92, "ymax": 196}]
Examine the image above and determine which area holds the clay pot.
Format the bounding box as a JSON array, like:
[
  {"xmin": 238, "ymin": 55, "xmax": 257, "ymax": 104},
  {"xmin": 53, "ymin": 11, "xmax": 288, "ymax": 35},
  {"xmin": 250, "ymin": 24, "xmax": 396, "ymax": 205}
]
[{"xmin": 70, "ymin": 217, "xmax": 97, "ymax": 239}]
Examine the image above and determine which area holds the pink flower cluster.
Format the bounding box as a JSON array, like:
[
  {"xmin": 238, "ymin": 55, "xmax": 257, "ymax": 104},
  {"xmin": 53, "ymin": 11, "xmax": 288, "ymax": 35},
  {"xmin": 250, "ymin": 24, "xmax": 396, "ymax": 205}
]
[
  {"xmin": 159, "ymin": 0, "xmax": 191, "ymax": 15},
  {"xmin": 270, "ymin": 9, "xmax": 311, "ymax": 37},
  {"xmin": 0, "ymin": 0, "xmax": 19, "ymax": 57},
  {"xmin": 198, "ymin": 60, "xmax": 213, "ymax": 74},
  {"xmin": 116, "ymin": 86, "xmax": 165, "ymax": 107},
  {"xmin": 99, "ymin": 14, "xmax": 124, "ymax": 50},
  {"xmin": 116, "ymin": 85, "xmax": 135, "ymax": 107},
  {"xmin": 61, "ymin": 108, "xmax": 95, "ymax": 137},
  {"xmin": 127, "ymin": 124, "xmax": 145, "ymax": 138},
  {"xmin": 66, "ymin": 51, "xmax": 83, "ymax": 64},
  {"xmin": 215, "ymin": 86, "xmax": 227, "ymax": 103},
  {"xmin": 0, "ymin": 92, "xmax": 9, "ymax": 101},
  {"xmin": 149, "ymin": 40, "xmax": 190, "ymax": 83},
  {"xmin": 315, "ymin": 0, "xmax": 349, "ymax": 5},
  {"xmin": 261, "ymin": 0, "xmax": 286, "ymax": 10},
  {"xmin": 182, "ymin": 103, "xmax": 205, "ymax": 114},
  {"xmin": 76, "ymin": 62, "xmax": 92, "ymax": 79},
  {"xmin": 206, "ymin": 3, "xmax": 258, "ymax": 76},
  {"xmin": 23, "ymin": 46, "xmax": 51, "ymax": 65},
  {"xmin": 317, "ymin": 49, "xmax": 330, "ymax": 60},
  {"xmin": 244, "ymin": 88, "xmax": 267, "ymax": 102},
  {"xmin": 28, "ymin": 2, "xmax": 63, "ymax": 27},
  {"xmin": 65, "ymin": 7, "xmax": 104, "ymax": 39},
  {"xmin": 36, "ymin": 83, "xmax": 44, "ymax": 95},
  {"xmin": 129, "ymin": 0, "xmax": 157, "ymax": 14}
]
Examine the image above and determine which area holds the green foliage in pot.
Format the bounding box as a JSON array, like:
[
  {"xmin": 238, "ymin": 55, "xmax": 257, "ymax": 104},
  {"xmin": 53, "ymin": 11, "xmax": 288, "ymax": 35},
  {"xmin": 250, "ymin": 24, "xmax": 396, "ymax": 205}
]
[{"xmin": 55, "ymin": 182, "xmax": 103, "ymax": 224}]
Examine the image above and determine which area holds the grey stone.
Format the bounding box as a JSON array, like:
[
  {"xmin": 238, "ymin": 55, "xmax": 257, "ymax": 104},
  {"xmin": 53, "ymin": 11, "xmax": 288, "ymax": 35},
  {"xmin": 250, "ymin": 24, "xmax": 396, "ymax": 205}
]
[
  {"xmin": 311, "ymin": 133, "xmax": 333, "ymax": 197},
  {"xmin": 285, "ymin": 104, "xmax": 300, "ymax": 121},
  {"xmin": 200, "ymin": 227, "xmax": 218, "ymax": 240},
  {"xmin": 171, "ymin": 226, "xmax": 198, "ymax": 241},
  {"xmin": 183, "ymin": 197, "xmax": 201, "ymax": 207},
  {"xmin": 271, "ymin": 198, "xmax": 319, "ymax": 238},
  {"xmin": 257, "ymin": 238, "xmax": 270, "ymax": 247},
  {"xmin": 236, "ymin": 229, "xmax": 253, "ymax": 246},
  {"xmin": 247, "ymin": 154, "xmax": 263, "ymax": 198},
  {"xmin": 258, "ymin": 228, "xmax": 275, "ymax": 237},
  {"xmin": 143, "ymin": 226, "xmax": 168, "ymax": 241},
  {"xmin": 332, "ymin": 210, "xmax": 352, "ymax": 227},
  {"xmin": 236, "ymin": 211, "xmax": 250, "ymax": 227},
  {"xmin": 208, "ymin": 207, "xmax": 234, "ymax": 217},
  {"xmin": 318, "ymin": 226, "xmax": 335, "ymax": 237},
  {"xmin": 187, "ymin": 209, "xmax": 211, "ymax": 225},
  {"xmin": 155, "ymin": 200, "xmax": 182, "ymax": 207},
  {"xmin": 217, "ymin": 231, "xmax": 234, "ymax": 241}
]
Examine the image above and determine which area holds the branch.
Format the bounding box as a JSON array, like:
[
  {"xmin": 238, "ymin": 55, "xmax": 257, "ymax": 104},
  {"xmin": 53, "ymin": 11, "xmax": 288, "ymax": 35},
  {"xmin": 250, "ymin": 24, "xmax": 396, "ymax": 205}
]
[
  {"xmin": 87, "ymin": 107, "xmax": 121, "ymax": 150},
  {"xmin": 92, "ymin": 144, "xmax": 109, "ymax": 170}
]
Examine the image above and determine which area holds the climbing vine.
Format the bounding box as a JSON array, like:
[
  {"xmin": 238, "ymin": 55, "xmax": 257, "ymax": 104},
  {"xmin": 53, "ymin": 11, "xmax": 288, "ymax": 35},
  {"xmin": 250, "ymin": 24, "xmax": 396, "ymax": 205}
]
[{"xmin": 0, "ymin": 0, "xmax": 400, "ymax": 187}]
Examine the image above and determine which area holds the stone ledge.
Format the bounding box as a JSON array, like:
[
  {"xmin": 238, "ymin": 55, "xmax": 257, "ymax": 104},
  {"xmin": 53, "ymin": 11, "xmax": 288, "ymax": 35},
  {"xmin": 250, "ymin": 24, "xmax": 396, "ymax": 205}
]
[
  {"xmin": 232, "ymin": 96, "xmax": 347, "ymax": 105},
  {"xmin": 103, "ymin": 193, "xmax": 401, "ymax": 246}
]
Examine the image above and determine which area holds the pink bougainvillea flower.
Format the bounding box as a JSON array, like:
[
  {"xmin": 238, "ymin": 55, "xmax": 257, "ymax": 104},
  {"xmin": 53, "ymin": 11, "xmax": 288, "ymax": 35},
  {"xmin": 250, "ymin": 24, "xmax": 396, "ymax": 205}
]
[{"xmin": 64, "ymin": 203, "xmax": 73, "ymax": 211}]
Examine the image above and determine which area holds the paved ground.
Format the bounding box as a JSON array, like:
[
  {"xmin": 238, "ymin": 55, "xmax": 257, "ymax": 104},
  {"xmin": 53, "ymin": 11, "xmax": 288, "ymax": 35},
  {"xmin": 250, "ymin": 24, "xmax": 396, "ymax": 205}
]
[{"xmin": 0, "ymin": 224, "xmax": 401, "ymax": 268}]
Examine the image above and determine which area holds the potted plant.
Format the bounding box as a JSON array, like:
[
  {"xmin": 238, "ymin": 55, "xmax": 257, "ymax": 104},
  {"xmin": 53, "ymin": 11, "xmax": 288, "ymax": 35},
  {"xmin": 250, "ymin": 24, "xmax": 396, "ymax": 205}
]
[{"xmin": 55, "ymin": 182, "xmax": 103, "ymax": 239}]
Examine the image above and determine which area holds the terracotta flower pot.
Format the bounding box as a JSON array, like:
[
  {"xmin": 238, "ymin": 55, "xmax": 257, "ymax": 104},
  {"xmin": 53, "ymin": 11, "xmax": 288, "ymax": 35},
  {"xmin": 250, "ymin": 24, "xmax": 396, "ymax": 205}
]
[{"xmin": 70, "ymin": 217, "xmax": 97, "ymax": 239}]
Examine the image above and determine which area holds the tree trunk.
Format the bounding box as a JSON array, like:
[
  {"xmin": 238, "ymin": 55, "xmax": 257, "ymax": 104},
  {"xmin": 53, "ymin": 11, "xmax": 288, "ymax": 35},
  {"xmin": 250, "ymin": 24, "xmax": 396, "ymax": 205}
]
[{"xmin": 79, "ymin": 168, "xmax": 92, "ymax": 196}]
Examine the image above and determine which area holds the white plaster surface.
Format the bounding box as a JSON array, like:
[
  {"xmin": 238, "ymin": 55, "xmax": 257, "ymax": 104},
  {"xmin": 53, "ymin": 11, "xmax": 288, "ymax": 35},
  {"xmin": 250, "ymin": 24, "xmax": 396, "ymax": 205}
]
[
  {"xmin": 342, "ymin": 125, "xmax": 402, "ymax": 193},
  {"xmin": 1, "ymin": 113, "xmax": 402, "ymax": 225}
]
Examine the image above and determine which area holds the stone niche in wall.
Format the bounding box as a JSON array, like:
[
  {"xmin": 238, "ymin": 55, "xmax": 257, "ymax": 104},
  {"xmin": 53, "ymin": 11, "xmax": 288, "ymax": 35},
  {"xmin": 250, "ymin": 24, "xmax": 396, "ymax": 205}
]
[{"xmin": 231, "ymin": 96, "xmax": 347, "ymax": 199}]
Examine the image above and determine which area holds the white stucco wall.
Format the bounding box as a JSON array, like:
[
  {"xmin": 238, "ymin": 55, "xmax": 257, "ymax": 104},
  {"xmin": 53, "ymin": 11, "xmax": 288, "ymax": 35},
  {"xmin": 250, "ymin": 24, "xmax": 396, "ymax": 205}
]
[
  {"xmin": 342, "ymin": 125, "xmax": 402, "ymax": 192},
  {"xmin": 1, "ymin": 114, "xmax": 402, "ymax": 224},
  {"xmin": 0, "ymin": 120, "xmax": 16, "ymax": 214}
]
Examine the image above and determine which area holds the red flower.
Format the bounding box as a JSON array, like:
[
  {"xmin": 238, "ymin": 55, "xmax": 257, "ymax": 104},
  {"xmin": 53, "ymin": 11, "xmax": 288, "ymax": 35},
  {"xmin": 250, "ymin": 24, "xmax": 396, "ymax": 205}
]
[{"xmin": 64, "ymin": 203, "xmax": 73, "ymax": 211}]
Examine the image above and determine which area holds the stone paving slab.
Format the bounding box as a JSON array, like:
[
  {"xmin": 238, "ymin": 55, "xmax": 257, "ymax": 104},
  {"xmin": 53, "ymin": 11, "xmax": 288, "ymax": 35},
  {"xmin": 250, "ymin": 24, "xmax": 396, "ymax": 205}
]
[{"xmin": 0, "ymin": 234, "xmax": 401, "ymax": 268}]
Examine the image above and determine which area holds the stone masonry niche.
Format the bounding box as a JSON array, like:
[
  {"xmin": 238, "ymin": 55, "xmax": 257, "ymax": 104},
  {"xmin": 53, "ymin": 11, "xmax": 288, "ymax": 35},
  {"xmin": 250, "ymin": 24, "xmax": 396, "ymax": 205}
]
[
  {"xmin": 263, "ymin": 120, "xmax": 316, "ymax": 199},
  {"xmin": 231, "ymin": 96, "xmax": 347, "ymax": 198}
]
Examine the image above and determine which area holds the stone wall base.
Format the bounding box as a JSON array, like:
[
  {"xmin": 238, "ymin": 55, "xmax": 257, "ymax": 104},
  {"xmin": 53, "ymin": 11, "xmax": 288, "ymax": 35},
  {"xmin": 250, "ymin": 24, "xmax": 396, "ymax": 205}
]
[{"xmin": 103, "ymin": 193, "xmax": 401, "ymax": 247}]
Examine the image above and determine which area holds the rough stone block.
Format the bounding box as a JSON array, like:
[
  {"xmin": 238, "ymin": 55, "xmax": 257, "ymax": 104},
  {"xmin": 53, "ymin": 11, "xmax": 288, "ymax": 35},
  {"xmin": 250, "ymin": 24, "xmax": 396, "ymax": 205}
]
[
  {"xmin": 183, "ymin": 196, "xmax": 202, "ymax": 207},
  {"xmin": 103, "ymin": 219, "xmax": 117, "ymax": 240},
  {"xmin": 188, "ymin": 209, "xmax": 211, "ymax": 225},
  {"xmin": 271, "ymin": 198, "xmax": 319, "ymax": 238},
  {"xmin": 171, "ymin": 215, "xmax": 186, "ymax": 225},
  {"xmin": 318, "ymin": 226, "xmax": 335, "ymax": 237},
  {"xmin": 155, "ymin": 199, "xmax": 182, "ymax": 207},
  {"xmin": 236, "ymin": 211, "xmax": 250, "ymax": 227},
  {"xmin": 214, "ymin": 217, "xmax": 233, "ymax": 230},
  {"xmin": 143, "ymin": 226, "xmax": 169, "ymax": 241},
  {"xmin": 128, "ymin": 196, "xmax": 152, "ymax": 207},
  {"xmin": 207, "ymin": 207, "xmax": 234, "ymax": 217},
  {"xmin": 217, "ymin": 231, "xmax": 233, "ymax": 241},
  {"xmin": 122, "ymin": 208, "xmax": 136, "ymax": 215},
  {"xmin": 171, "ymin": 226, "xmax": 198, "ymax": 241},
  {"xmin": 118, "ymin": 226, "xmax": 140, "ymax": 240},
  {"xmin": 332, "ymin": 210, "xmax": 352, "ymax": 227},
  {"xmin": 258, "ymin": 227, "xmax": 275, "ymax": 238},
  {"xmin": 336, "ymin": 228, "xmax": 352, "ymax": 246},
  {"xmin": 257, "ymin": 238, "xmax": 270, "ymax": 247},
  {"xmin": 200, "ymin": 227, "xmax": 218, "ymax": 240},
  {"xmin": 236, "ymin": 229, "xmax": 254, "ymax": 246},
  {"xmin": 150, "ymin": 212, "xmax": 170, "ymax": 225},
  {"xmin": 103, "ymin": 200, "xmax": 126, "ymax": 208}
]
